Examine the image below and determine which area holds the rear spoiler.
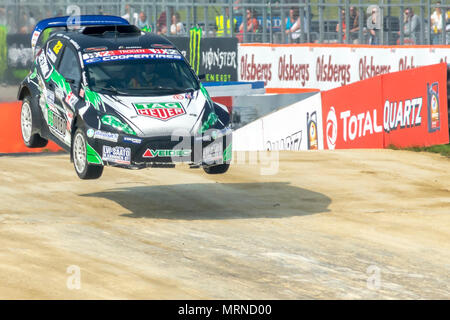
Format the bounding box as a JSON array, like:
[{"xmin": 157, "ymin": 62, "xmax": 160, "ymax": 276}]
[{"xmin": 31, "ymin": 15, "xmax": 130, "ymax": 54}]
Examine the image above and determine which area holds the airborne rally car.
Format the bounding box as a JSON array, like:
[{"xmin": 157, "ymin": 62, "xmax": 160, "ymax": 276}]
[{"xmin": 18, "ymin": 16, "xmax": 232, "ymax": 179}]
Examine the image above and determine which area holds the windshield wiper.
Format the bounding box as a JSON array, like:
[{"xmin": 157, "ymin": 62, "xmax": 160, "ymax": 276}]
[
  {"xmin": 140, "ymin": 86, "xmax": 181, "ymax": 92},
  {"xmin": 96, "ymin": 86, "xmax": 127, "ymax": 95}
]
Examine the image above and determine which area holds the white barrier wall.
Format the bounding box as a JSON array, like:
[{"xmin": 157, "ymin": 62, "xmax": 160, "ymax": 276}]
[
  {"xmin": 238, "ymin": 44, "xmax": 450, "ymax": 90},
  {"xmin": 233, "ymin": 93, "xmax": 323, "ymax": 151}
]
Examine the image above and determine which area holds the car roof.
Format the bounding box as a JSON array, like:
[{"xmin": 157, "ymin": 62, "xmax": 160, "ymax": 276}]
[{"xmin": 49, "ymin": 26, "xmax": 175, "ymax": 52}]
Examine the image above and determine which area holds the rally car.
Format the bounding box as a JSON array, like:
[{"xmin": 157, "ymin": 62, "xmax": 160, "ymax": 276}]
[{"xmin": 18, "ymin": 15, "xmax": 232, "ymax": 179}]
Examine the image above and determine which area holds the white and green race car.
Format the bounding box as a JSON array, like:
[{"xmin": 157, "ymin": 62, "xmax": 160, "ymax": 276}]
[{"xmin": 18, "ymin": 15, "xmax": 232, "ymax": 179}]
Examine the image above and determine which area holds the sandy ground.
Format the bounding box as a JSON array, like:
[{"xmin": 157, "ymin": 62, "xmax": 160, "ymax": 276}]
[{"xmin": 0, "ymin": 149, "xmax": 449, "ymax": 299}]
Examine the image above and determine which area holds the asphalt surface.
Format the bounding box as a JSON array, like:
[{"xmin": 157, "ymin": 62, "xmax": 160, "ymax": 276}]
[{"xmin": 0, "ymin": 150, "xmax": 449, "ymax": 299}]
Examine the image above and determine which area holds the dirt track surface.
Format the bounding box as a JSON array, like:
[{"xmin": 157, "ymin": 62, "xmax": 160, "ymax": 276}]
[{"xmin": 0, "ymin": 150, "xmax": 449, "ymax": 299}]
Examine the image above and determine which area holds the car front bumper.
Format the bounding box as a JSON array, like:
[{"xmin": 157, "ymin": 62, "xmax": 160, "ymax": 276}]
[{"xmin": 85, "ymin": 127, "xmax": 232, "ymax": 169}]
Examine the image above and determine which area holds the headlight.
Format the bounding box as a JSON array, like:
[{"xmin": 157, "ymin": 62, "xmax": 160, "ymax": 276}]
[{"xmin": 101, "ymin": 114, "xmax": 136, "ymax": 136}]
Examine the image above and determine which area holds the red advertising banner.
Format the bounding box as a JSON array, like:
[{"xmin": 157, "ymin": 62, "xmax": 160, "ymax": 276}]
[
  {"xmin": 321, "ymin": 63, "xmax": 449, "ymax": 149},
  {"xmin": 321, "ymin": 76, "xmax": 384, "ymax": 150},
  {"xmin": 381, "ymin": 63, "xmax": 449, "ymax": 148},
  {"xmin": 0, "ymin": 102, "xmax": 62, "ymax": 153}
]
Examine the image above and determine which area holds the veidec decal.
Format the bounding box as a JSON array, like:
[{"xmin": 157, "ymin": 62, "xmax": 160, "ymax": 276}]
[
  {"xmin": 240, "ymin": 54, "xmax": 272, "ymax": 85},
  {"xmin": 143, "ymin": 149, "xmax": 191, "ymax": 158},
  {"xmin": 316, "ymin": 55, "xmax": 351, "ymax": 86}
]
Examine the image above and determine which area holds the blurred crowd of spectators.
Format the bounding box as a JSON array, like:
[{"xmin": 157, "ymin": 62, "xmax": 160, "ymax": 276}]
[{"xmin": 0, "ymin": 1, "xmax": 449, "ymax": 45}]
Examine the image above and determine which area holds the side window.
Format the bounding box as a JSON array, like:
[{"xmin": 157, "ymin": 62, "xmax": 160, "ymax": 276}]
[
  {"xmin": 46, "ymin": 39, "xmax": 65, "ymax": 66},
  {"xmin": 58, "ymin": 47, "xmax": 81, "ymax": 82}
]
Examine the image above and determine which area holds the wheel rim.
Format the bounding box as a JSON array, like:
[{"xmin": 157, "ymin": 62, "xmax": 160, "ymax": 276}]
[
  {"xmin": 73, "ymin": 133, "xmax": 87, "ymax": 174},
  {"xmin": 21, "ymin": 102, "xmax": 32, "ymax": 142}
]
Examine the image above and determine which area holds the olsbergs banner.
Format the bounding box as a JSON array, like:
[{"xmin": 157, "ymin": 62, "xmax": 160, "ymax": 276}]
[
  {"xmin": 322, "ymin": 62, "xmax": 449, "ymax": 149},
  {"xmin": 238, "ymin": 44, "xmax": 450, "ymax": 90},
  {"xmin": 233, "ymin": 93, "xmax": 324, "ymax": 151}
]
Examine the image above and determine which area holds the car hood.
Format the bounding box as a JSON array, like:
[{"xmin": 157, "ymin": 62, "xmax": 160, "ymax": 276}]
[{"xmin": 98, "ymin": 89, "xmax": 208, "ymax": 137}]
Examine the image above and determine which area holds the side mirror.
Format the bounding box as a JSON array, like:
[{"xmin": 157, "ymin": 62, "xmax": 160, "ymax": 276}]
[{"xmin": 198, "ymin": 74, "xmax": 206, "ymax": 80}]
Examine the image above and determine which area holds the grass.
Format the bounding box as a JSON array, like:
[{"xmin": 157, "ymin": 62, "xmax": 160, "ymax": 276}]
[{"xmin": 389, "ymin": 143, "xmax": 450, "ymax": 158}]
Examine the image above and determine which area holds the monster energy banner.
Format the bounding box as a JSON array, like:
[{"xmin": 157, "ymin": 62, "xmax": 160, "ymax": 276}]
[{"xmin": 168, "ymin": 31, "xmax": 238, "ymax": 82}]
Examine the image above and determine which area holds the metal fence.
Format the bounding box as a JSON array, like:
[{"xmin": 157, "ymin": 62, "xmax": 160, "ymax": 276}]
[{"xmin": 0, "ymin": 0, "xmax": 448, "ymax": 45}]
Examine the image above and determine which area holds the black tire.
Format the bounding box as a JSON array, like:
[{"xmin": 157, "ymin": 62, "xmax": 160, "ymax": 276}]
[
  {"xmin": 21, "ymin": 96, "xmax": 48, "ymax": 148},
  {"xmin": 72, "ymin": 128, "xmax": 104, "ymax": 180},
  {"xmin": 203, "ymin": 163, "xmax": 230, "ymax": 174}
]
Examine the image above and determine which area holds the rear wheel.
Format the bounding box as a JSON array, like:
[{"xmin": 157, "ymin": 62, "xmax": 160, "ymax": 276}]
[
  {"xmin": 21, "ymin": 96, "xmax": 48, "ymax": 148},
  {"xmin": 72, "ymin": 128, "xmax": 104, "ymax": 180},
  {"xmin": 203, "ymin": 163, "xmax": 230, "ymax": 174}
]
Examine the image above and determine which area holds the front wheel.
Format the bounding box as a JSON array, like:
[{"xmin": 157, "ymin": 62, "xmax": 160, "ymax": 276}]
[
  {"xmin": 203, "ymin": 163, "xmax": 230, "ymax": 174},
  {"xmin": 72, "ymin": 128, "xmax": 104, "ymax": 180},
  {"xmin": 21, "ymin": 96, "xmax": 48, "ymax": 148}
]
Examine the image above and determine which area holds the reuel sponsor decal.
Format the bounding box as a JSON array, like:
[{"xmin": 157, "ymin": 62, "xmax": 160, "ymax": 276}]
[{"xmin": 133, "ymin": 102, "xmax": 186, "ymax": 121}]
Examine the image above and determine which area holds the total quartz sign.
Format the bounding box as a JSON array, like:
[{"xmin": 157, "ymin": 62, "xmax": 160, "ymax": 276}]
[
  {"xmin": 321, "ymin": 63, "xmax": 448, "ymax": 149},
  {"xmin": 238, "ymin": 44, "xmax": 450, "ymax": 90}
]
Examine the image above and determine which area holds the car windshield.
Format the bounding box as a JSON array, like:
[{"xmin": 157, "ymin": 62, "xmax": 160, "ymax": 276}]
[{"xmin": 86, "ymin": 57, "xmax": 200, "ymax": 96}]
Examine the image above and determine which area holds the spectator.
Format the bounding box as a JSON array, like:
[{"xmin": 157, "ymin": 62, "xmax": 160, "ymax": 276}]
[
  {"xmin": 367, "ymin": 6, "xmax": 380, "ymax": 45},
  {"xmin": 238, "ymin": 9, "xmax": 259, "ymax": 41},
  {"xmin": 0, "ymin": 7, "xmax": 6, "ymax": 26},
  {"xmin": 349, "ymin": 6, "xmax": 360, "ymax": 43},
  {"xmin": 285, "ymin": 8, "xmax": 301, "ymax": 43},
  {"xmin": 122, "ymin": 4, "xmax": 138, "ymax": 25},
  {"xmin": 336, "ymin": 9, "xmax": 347, "ymax": 42},
  {"xmin": 215, "ymin": 7, "xmax": 237, "ymax": 37},
  {"xmin": 19, "ymin": 12, "xmax": 29, "ymax": 34},
  {"xmin": 157, "ymin": 10, "xmax": 168, "ymax": 35},
  {"xmin": 170, "ymin": 12, "xmax": 185, "ymax": 35},
  {"xmin": 447, "ymin": 8, "xmax": 450, "ymax": 44},
  {"xmin": 137, "ymin": 11, "xmax": 150, "ymax": 31},
  {"xmin": 29, "ymin": 12, "xmax": 36, "ymax": 30},
  {"xmin": 430, "ymin": 2, "xmax": 443, "ymax": 44},
  {"xmin": 400, "ymin": 7, "xmax": 420, "ymax": 44}
]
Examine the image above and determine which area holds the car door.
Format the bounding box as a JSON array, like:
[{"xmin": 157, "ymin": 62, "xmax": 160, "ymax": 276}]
[
  {"xmin": 43, "ymin": 40, "xmax": 81, "ymax": 146},
  {"xmin": 41, "ymin": 38, "xmax": 64, "ymax": 108}
]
